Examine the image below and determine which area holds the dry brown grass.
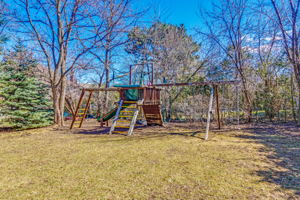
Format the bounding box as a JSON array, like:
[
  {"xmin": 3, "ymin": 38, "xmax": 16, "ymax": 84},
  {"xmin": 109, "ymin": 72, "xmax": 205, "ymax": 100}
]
[{"xmin": 0, "ymin": 122, "xmax": 299, "ymax": 199}]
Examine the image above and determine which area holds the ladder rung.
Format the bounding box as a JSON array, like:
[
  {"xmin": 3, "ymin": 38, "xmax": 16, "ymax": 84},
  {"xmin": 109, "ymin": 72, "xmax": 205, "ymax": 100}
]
[
  {"xmin": 115, "ymin": 126, "xmax": 130, "ymax": 128},
  {"xmin": 123, "ymin": 101, "xmax": 137, "ymax": 103},
  {"xmin": 121, "ymin": 110, "xmax": 134, "ymax": 112},
  {"xmin": 122, "ymin": 106, "xmax": 136, "ymax": 108},
  {"xmin": 78, "ymin": 113, "xmax": 84, "ymax": 115},
  {"xmin": 79, "ymin": 109, "xmax": 85, "ymax": 110},
  {"xmin": 119, "ymin": 116, "xmax": 133, "ymax": 118},
  {"xmin": 113, "ymin": 131, "xmax": 127, "ymax": 134},
  {"xmin": 117, "ymin": 120, "xmax": 131, "ymax": 123},
  {"xmin": 145, "ymin": 117, "xmax": 159, "ymax": 119}
]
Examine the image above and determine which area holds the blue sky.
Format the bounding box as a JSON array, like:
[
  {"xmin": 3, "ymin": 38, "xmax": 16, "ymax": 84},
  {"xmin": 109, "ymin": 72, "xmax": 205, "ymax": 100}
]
[
  {"xmin": 135, "ymin": 0, "xmax": 215, "ymax": 30},
  {"xmin": 4, "ymin": 0, "xmax": 217, "ymax": 83}
]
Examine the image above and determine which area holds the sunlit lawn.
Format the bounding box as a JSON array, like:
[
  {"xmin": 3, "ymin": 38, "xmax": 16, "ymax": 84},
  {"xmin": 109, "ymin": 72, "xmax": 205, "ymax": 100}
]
[{"xmin": 0, "ymin": 124, "xmax": 298, "ymax": 199}]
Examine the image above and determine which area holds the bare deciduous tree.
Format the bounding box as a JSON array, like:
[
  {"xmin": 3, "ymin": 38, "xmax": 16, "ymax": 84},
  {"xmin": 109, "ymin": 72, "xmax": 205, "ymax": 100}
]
[
  {"xmin": 12, "ymin": 0, "xmax": 102, "ymax": 126},
  {"xmin": 198, "ymin": 0, "xmax": 254, "ymax": 122},
  {"xmin": 88, "ymin": 0, "xmax": 142, "ymax": 116},
  {"xmin": 270, "ymin": 0, "xmax": 300, "ymax": 125}
]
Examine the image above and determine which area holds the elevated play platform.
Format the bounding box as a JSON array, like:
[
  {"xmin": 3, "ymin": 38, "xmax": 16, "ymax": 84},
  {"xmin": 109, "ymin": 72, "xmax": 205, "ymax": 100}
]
[{"xmin": 70, "ymin": 85, "xmax": 163, "ymax": 135}]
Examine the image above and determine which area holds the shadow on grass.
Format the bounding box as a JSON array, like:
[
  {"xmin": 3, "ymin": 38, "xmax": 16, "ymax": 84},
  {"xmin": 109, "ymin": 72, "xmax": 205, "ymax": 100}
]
[
  {"xmin": 237, "ymin": 123, "xmax": 300, "ymax": 195},
  {"xmin": 69, "ymin": 124, "xmax": 207, "ymax": 144},
  {"xmin": 71, "ymin": 126, "xmax": 148, "ymax": 135}
]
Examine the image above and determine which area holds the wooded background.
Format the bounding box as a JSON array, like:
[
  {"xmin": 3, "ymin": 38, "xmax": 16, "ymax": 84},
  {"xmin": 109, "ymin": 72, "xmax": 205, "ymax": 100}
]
[{"xmin": 0, "ymin": 0, "xmax": 300, "ymax": 129}]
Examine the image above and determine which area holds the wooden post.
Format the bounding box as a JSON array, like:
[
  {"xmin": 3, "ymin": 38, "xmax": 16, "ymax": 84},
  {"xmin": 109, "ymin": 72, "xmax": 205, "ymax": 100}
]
[
  {"xmin": 129, "ymin": 65, "xmax": 132, "ymax": 85},
  {"xmin": 205, "ymin": 86, "xmax": 214, "ymax": 140},
  {"xmin": 214, "ymin": 85, "xmax": 221, "ymax": 129},
  {"xmin": 151, "ymin": 63, "xmax": 154, "ymax": 84},
  {"xmin": 100, "ymin": 118, "xmax": 104, "ymax": 127}
]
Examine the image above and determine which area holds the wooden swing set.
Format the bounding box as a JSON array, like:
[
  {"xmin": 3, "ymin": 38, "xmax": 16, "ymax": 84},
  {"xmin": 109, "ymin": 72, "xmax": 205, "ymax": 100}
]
[{"xmin": 70, "ymin": 63, "xmax": 239, "ymax": 140}]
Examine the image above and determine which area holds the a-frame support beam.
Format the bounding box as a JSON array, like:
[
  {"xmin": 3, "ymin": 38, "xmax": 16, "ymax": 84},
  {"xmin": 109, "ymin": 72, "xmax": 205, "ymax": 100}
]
[
  {"xmin": 70, "ymin": 89, "xmax": 93, "ymax": 129},
  {"xmin": 205, "ymin": 86, "xmax": 214, "ymax": 140},
  {"xmin": 70, "ymin": 89, "xmax": 86, "ymax": 129},
  {"xmin": 79, "ymin": 91, "xmax": 93, "ymax": 128},
  {"xmin": 214, "ymin": 85, "xmax": 221, "ymax": 130}
]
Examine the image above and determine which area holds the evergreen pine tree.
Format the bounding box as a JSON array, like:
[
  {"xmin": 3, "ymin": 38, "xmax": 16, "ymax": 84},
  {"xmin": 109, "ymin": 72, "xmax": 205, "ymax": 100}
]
[{"xmin": 0, "ymin": 40, "xmax": 53, "ymax": 129}]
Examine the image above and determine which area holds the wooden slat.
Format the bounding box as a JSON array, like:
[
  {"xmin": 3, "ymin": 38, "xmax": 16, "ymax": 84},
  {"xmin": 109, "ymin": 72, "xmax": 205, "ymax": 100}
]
[
  {"xmin": 117, "ymin": 120, "xmax": 131, "ymax": 123},
  {"xmin": 113, "ymin": 131, "xmax": 127, "ymax": 134},
  {"xmin": 123, "ymin": 101, "xmax": 138, "ymax": 104},
  {"xmin": 142, "ymin": 104, "xmax": 163, "ymax": 126}
]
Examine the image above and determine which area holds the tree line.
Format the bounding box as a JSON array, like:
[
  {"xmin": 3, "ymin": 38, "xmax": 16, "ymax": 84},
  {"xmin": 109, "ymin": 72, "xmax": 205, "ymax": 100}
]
[{"xmin": 0, "ymin": 0, "xmax": 300, "ymax": 129}]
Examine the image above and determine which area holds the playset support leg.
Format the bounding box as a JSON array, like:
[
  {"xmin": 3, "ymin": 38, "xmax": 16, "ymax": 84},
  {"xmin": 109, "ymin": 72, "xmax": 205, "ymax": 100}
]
[
  {"xmin": 79, "ymin": 91, "xmax": 93, "ymax": 128},
  {"xmin": 214, "ymin": 85, "xmax": 221, "ymax": 130},
  {"xmin": 205, "ymin": 86, "xmax": 214, "ymax": 140},
  {"xmin": 70, "ymin": 89, "xmax": 86, "ymax": 129}
]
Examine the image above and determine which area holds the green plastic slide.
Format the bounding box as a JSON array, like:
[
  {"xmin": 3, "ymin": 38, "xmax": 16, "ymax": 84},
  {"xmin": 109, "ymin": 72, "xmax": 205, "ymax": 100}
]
[
  {"xmin": 98, "ymin": 87, "xmax": 139, "ymax": 122},
  {"xmin": 97, "ymin": 103, "xmax": 132, "ymax": 122}
]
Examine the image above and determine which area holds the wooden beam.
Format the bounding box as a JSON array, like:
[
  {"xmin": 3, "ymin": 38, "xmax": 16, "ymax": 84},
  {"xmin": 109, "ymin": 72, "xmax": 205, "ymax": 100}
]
[
  {"xmin": 84, "ymin": 88, "xmax": 121, "ymax": 92},
  {"xmin": 84, "ymin": 86, "xmax": 160, "ymax": 92},
  {"xmin": 129, "ymin": 65, "xmax": 132, "ymax": 85},
  {"xmin": 205, "ymin": 87, "xmax": 214, "ymax": 140},
  {"xmin": 153, "ymin": 80, "xmax": 239, "ymax": 87}
]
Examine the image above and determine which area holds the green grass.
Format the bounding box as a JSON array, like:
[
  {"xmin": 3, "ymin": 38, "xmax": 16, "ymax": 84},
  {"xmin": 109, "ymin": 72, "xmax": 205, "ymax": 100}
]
[{"xmin": 0, "ymin": 125, "xmax": 298, "ymax": 199}]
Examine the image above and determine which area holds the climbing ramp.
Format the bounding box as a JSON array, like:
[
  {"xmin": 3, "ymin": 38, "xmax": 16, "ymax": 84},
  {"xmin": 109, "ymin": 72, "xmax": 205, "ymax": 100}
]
[{"xmin": 143, "ymin": 105, "xmax": 163, "ymax": 126}]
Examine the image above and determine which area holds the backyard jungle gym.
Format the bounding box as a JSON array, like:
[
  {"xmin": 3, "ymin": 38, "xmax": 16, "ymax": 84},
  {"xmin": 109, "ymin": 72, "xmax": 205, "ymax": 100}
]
[{"xmin": 70, "ymin": 63, "xmax": 239, "ymax": 140}]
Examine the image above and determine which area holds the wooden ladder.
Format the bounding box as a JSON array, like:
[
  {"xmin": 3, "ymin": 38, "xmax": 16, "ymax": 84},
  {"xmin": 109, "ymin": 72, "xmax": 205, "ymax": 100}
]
[
  {"xmin": 70, "ymin": 89, "xmax": 93, "ymax": 129},
  {"xmin": 109, "ymin": 100, "xmax": 144, "ymax": 136}
]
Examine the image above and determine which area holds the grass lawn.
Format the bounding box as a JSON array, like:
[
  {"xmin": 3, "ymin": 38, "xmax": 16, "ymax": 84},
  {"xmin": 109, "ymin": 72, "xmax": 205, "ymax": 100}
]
[{"xmin": 0, "ymin": 123, "xmax": 299, "ymax": 199}]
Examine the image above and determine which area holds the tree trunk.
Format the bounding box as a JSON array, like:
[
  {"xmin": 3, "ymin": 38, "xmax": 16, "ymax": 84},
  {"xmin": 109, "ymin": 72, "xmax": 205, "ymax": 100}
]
[
  {"xmin": 52, "ymin": 86, "xmax": 62, "ymax": 126},
  {"xmin": 284, "ymin": 98, "xmax": 287, "ymax": 122},
  {"xmin": 59, "ymin": 76, "xmax": 66, "ymax": 126},
  {"xmin": 298, "ymin": 94, "xmax": 300, "ymax": 126},
  {"xmin": 166, "ymin": 97, "xmax": 172, "ymax": 122},
  {"xmin": 103, "ymin": 48, "xmax": 110, "ymax": 115},
  {"xmin": 291, "ymin": 75, "xmax": 297, "ymax": 121},
  {"xmin": 96, "ymin": 91, "xmax": 101, "ymax": 118},
  {"xmin": 294, "ymin": 63, "xmax": 300, "ymax": 125},
  {"xmin": 241, "ymin": 78, "xmax": 252, "ymax": 123}
]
